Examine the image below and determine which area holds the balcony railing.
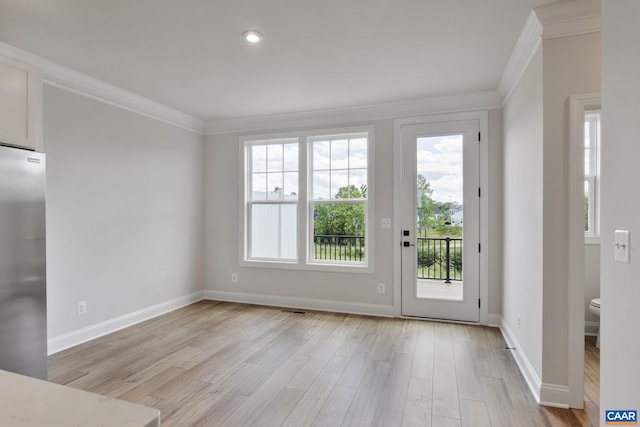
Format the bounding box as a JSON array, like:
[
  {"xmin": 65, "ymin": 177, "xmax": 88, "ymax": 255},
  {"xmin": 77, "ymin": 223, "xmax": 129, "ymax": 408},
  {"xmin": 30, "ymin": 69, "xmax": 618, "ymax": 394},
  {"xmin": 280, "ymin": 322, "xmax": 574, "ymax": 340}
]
[
  {"xmin": 312, "ymin": 233, "xmax": 462, "ymax": 283},
  {"xmin": 417, "ymin": 235, "xmax": 463, "ymax": 283},
  {"xmin": 313, "ymin": 235, "xmax": 365, "ymax": 262}
]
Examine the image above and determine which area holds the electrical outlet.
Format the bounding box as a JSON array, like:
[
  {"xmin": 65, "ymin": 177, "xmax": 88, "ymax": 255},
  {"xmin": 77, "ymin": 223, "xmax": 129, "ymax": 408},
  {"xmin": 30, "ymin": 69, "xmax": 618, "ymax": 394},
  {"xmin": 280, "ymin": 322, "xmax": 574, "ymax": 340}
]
[
  {"xmin": 381, "ymin": 218, "xmax": 391, "ymax": 229},
  {"xmin": 231, "ymin": 273, "xmax": 238, "ymax": 283},
  {"xmin": 377, "ymin": 283, "xmax": 385, "ymax": 294},
  {"xmin": 517, "ymin": 313, "xmax": 521, "ymax": 327},
  {"xmin": 77, "ymin": 301, "xmax": 87, "ymax": 315}
]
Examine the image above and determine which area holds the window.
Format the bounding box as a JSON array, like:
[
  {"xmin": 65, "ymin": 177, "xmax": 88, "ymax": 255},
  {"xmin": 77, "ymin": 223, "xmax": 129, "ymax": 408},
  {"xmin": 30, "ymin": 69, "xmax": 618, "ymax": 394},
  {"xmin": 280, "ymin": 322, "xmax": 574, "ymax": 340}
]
[
  {"xmin": 245, "ymin": 139, "xmax": 299, "ymax": 261},
  {"xmin": 242, "ymin": 127, "xmax": 374, "ymax": 271},
  {"xmin": 584, "ymin": 110, "xmax": 600, "ymax": 238},
  {"xmin": 310, "ymin": 134, "xmax": 368, "ymax": 265}
]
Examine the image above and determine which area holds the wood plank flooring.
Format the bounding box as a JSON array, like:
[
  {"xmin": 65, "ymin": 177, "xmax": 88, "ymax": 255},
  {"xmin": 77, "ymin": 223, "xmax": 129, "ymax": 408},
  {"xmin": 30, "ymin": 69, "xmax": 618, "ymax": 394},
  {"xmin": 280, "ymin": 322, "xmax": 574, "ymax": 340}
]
[{"xmin": 48, "ymin": 301, "xmax": 599, "ymax": 426}]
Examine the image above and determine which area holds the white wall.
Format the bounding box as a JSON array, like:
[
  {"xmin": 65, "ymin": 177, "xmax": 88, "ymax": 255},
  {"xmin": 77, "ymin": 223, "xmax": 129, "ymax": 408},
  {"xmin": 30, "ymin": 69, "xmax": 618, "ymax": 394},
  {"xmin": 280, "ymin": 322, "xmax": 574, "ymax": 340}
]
[
  {"xmin": 502, "ymin": 47, "xmax": 544, "ymax": 377},
  {"xmin": 541, "ymin": 32, "xmax": 601, "ymax": 387},
  {"xmin": 601, "ymin": 0, "xmax": 640, "ymax": 416},
  {"xmin": 204, "ymin": 113, "xmax": 503, "ymax": 319},
  {"xmin": 204, "ymin": 120, "xmax": 395, "ymax": 312},
  {"xmin": 501, "ymin": 29, "xmax": 601, "ymax": 397},
  {"xmin": 44, "ymin": 85, "xmax": 204, "ymax": 339}
]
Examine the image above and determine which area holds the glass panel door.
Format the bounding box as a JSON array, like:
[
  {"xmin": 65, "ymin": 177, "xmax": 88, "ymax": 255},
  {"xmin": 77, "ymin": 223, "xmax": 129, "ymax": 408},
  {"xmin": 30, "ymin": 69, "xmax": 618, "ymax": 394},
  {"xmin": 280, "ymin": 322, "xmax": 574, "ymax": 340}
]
[{"xmin": 401, "ymin": 120, "xmax": 479, "ymax": 322}]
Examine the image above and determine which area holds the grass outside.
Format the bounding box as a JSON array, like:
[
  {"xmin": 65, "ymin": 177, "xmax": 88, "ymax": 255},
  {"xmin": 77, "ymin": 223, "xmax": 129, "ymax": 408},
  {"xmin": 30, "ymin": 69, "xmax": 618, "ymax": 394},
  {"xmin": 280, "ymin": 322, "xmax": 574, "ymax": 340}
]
[
  {"xmin": 418, "ymin": 260, "xmax": 462, "ymax": 281},
  {"xmin": 313, "ymin": 243, "xmax": 365, "ymax": 262}
]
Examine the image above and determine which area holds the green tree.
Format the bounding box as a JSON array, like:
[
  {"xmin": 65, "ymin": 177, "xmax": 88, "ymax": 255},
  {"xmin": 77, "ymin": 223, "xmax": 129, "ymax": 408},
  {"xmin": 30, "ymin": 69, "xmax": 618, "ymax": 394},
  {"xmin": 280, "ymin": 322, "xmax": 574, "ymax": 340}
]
[
  {"xmin": 417, "ymin": 175, "xmax": 437, "ymax": 229},
  {"xmin": 314, "ymin": 185, "xmax": 365, "ymax": 237},
  {"xmin": 416, "ymin": 174, "xmax": 462, "ymax": 237}
]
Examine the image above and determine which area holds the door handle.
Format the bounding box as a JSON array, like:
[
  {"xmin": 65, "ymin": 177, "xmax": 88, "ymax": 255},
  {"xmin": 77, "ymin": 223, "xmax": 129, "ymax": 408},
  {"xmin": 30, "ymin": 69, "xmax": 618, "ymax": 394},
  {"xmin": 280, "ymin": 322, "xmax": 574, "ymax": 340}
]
[{"xmin": 403, "ymin": 241, "xmax": 415, "ymax": 247}]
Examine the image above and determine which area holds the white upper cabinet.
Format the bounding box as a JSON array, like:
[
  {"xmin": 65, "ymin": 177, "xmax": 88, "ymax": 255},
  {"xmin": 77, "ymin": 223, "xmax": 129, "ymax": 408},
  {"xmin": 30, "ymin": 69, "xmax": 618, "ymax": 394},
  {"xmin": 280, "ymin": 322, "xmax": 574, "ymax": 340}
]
[{"xmin": 0, "ymin": 54, "xmax": 42, "ymax": 151}]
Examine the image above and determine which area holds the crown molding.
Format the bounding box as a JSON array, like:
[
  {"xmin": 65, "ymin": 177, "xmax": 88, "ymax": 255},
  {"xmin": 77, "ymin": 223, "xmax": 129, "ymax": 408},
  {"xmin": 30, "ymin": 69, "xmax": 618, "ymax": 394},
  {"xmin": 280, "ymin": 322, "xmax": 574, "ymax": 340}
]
[
  {"xmin": 497, "ymin": 11, "xmax": 543, "ymax": 103},
  {"xmin": 498, "ymin": 0, "xmax": 601, "ymax": 104},
  {"xmin": 0, "ymin": 42, "xmax": 204, "ymax": 134},
  {"xmin": 535, "ymin": 0, "xmax": 601, "ymax": 40},
  {"xmin": 204, "ymin": 91, "xmax": 502, "ymax": 135},
  {"xmin": 44, "ymin": 63, "xmax": 204, "ymax": 134}
]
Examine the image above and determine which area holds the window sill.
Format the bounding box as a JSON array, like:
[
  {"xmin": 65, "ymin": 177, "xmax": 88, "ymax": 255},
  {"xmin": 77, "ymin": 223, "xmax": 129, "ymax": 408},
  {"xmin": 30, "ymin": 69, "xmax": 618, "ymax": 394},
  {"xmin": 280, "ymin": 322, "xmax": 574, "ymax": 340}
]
[
  {"xmin": 585, "ymin": 236, "xmax": 600, "ymax": 245},
  {"xmin": 239, "ymin": 259, "xmax": 374, "ymax": 274}
]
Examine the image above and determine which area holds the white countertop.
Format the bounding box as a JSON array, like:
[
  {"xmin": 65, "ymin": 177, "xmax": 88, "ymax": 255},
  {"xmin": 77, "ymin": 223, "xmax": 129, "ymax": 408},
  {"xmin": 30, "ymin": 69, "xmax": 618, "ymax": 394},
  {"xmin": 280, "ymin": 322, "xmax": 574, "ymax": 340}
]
[{"xmin": 0, "ymin": 370, "xmax": 160, "ymax": 427}]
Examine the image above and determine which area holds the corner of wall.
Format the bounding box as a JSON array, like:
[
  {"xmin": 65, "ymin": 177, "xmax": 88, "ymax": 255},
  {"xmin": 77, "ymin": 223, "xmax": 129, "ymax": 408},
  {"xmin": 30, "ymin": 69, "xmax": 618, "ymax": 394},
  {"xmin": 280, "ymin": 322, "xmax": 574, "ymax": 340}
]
[
  {"xmin": 498, "ymin": 316, "xmax": 542, "ymax": 404},
  {"xmin": 48, "ymin": 291, "xmax": 204, "ymax": 355}
]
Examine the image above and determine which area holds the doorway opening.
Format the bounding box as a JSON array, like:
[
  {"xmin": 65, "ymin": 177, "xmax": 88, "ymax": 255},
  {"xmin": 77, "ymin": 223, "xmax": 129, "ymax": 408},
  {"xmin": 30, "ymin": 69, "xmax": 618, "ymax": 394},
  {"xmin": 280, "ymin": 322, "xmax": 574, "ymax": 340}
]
[
  {"xmin": 400, "ymin": 119, "xmax": 480, "ymax": 322},
  {"xmin": 568, "ymin": 93, "xmax": 601, "ymax": 409}
]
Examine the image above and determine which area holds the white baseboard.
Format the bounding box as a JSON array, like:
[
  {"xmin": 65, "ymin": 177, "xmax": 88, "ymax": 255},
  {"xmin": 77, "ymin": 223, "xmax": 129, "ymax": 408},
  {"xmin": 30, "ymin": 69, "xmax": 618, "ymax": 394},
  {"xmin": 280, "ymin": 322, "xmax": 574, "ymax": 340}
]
[
  {"xmin": 497, "ymin": 318, "xmax": 573, "ymax": 408},
  {"xmin": 539, "ymin": 383, "xmax": 570, "ymax": 409},
  {"xmin": 585, "ymin": 321, "xmax": 600, "ymax": 336},
  {"xmin": 498, "ymin": 317, "xmax": 542, "ymax": 404},
  {"xmin": 204, "ymin": 290, "xmax": 394, "ymax": 318},
  {"xmin": 47, "ymin": 291, "xmax": 205, "ymax": 355}
]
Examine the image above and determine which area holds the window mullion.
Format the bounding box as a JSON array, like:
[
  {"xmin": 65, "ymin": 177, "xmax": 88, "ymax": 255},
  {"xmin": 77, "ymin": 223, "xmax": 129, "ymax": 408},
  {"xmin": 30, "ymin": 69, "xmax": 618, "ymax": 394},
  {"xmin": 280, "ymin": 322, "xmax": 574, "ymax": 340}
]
[{"xmin": 243, "ymin": 128, "xmax": 372, "ymax": 271}]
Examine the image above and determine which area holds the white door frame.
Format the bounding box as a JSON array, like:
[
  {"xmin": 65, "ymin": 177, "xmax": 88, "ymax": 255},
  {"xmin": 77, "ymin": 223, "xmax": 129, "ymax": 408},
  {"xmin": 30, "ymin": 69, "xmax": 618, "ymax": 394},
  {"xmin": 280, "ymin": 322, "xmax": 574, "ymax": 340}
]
[
  {"xmin": 393, "ymin": 111, "xmax": 490, "ymax": 324},
  {"xmin": 400, "ymin": 120, "xmax": 480, "ymax": 321},
  {"xmin": 567, "ymin": 93, "xmax": 600, "ymax": 409}
]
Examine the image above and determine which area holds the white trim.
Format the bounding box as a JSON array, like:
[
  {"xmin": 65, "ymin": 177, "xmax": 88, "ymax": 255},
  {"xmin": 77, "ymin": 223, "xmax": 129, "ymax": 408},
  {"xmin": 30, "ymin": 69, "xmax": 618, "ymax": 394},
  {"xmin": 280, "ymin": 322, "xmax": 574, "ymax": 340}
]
[
  {"xmin": 44, "ymin": 66, "xmax": 204, "ymax": 134},
  {"xmin": 205, "ymin": 92, "xmax": 501, "ymax": 135},
  {"xmin": 478, "ymin": 113, "xmax": 490, "ymax": 326},
  {"xmin": 585, "ymin": 321, "xmax": 600, "ymax": 336},
  {"xmin": 499, "ymin": 316, "xmax": 542, "ymax": 404},
  {"xmin": 568, "ymin": 93, "xmax": 600, "ymax": 409},
  {"xmin": 539, "ymin": 384, "xmax": 571, "ymax": 409},
  {"xmin": 0, "ymin": 41, "xmax": 204, "ymax": 134},
  {"xmin": 47, "ymin": 291, "xmax": 204, "ymax": 355},
  {"xmin": 204, "ymin": 290, "xmax": 394, "ymax": 318},
  {"xmin": 497, "ymin": 12, "xmax": 543, "ymax": 103},
  {"xmin": 584, "ymin": 111, "xmax": 601, "ymax": 239},
  {"xmin": 239, "ymin": 125, "xmax": 376, "ymax": 274},
  {"xmin": 540, "ymin": 15, "xmax": 601, "ymax": 40},
  {"xmin": 392, "ymin": 111, "xmax": 489, "ymax": 323},
  {"xmin": 498, "ymin": 1, "xmax": 601, "ymax": 104},
  {"xmin": 534, "ymin": 0, "xmax": 601, "ymax": 40}
]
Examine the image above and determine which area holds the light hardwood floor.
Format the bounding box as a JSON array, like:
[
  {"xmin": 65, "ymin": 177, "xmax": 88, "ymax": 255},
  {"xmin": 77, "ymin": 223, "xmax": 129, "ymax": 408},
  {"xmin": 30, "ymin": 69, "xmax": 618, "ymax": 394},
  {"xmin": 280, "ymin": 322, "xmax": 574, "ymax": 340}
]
[{"xmin": 48, "ymin": 301, "xmax": 599, "ymax": 426}]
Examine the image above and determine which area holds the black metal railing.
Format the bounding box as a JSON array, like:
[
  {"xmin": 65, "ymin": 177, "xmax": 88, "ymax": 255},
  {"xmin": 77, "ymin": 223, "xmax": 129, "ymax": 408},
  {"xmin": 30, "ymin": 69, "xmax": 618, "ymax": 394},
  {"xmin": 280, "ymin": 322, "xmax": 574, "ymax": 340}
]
[
  {"xmin": 416, "ymin": 234, "xmax": 463, "ymax": 282},
  {"xmin": 313, "ymin": 235, "xmax": 365, "ymax": 261}
]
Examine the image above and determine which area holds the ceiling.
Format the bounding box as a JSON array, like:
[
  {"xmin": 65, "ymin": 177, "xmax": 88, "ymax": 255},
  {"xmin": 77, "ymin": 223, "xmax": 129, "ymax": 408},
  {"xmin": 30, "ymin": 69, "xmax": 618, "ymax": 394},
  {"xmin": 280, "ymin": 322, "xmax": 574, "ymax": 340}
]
[{"xmin": 0, "ymin": 0, "xmax": 565, "ymax": 121}]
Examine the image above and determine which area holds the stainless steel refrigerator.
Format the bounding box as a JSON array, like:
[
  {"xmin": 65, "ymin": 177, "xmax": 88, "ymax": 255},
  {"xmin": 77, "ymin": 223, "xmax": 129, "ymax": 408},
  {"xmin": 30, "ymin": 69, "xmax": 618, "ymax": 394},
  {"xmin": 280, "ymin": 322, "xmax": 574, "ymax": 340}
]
[{"xmin": 0, "ymin": 144, "xmax": 47, "ymax": 380}]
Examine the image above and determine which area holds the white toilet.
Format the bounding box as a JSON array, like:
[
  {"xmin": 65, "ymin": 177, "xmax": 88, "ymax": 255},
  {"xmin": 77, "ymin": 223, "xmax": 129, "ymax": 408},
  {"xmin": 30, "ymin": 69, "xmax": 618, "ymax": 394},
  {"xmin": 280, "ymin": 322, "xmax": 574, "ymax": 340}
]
[{"xmin": 589, "ymin": 298, "xmax": 601, "ymax": 348}]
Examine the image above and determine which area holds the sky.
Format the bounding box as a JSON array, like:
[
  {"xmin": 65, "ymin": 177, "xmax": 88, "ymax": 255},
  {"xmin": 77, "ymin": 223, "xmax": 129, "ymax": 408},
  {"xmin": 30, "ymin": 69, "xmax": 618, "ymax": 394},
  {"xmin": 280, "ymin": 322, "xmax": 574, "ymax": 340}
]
[
  {"xmin": 416, "ymin": 135, "xmax": 463, "ymax": 205},
  {"xmin": 312, "ymin": 137, "xmax": 367, "ymax": 199},
  {"xmin": 251, "ymin": 142, "xmax": 299, "ymax": 200},
  {"xmin": 248, "ymin": 134, "xmax": 463, "ymax": 204},
  {"xmin": 249, "ymin": 137, "xmax": 368, "ymax": 201}
]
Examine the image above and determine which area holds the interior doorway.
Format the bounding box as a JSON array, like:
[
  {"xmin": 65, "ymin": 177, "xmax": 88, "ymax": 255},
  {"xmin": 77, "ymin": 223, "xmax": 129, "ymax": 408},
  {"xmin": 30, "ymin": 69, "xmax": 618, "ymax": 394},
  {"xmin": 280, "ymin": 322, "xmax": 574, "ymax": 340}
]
[{"xmin": 568, "ymin": 93, "xmax": 601, "ymax": 409}]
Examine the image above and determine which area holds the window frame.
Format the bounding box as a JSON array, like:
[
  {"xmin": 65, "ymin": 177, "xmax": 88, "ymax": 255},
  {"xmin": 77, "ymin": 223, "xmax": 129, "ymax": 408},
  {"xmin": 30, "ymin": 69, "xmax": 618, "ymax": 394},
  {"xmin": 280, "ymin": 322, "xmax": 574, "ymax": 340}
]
[
  {"xmin": 242, "ymin": 136, "xmax": 300, "ymax": 264},
  {"xmin": 239, "ymin": 126, "xmax": 375, "ymax": 273},
  {"xmin": 308, "ymin": 132, "xmax": 371, "ymax": 268},
  {"xmin": 584, "ymin": 109, "xmax": 601, "ymax": 243}
]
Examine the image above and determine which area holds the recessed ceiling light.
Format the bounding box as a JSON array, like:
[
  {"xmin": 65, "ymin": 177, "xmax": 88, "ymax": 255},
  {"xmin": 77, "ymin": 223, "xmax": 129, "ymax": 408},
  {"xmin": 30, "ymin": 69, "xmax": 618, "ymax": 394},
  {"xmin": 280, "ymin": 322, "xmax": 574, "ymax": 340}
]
[{"xmin": 242, "ymin": 30, "xmax": 263, "ymax": 43}]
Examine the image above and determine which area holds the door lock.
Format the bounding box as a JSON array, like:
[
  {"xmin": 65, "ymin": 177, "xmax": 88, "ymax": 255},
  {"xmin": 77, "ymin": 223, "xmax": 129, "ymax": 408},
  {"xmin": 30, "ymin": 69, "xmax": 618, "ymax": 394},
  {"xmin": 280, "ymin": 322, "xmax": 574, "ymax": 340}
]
[{"xmin": 403, "ymin": 241, "xmax": 415, "ymax": 247}]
